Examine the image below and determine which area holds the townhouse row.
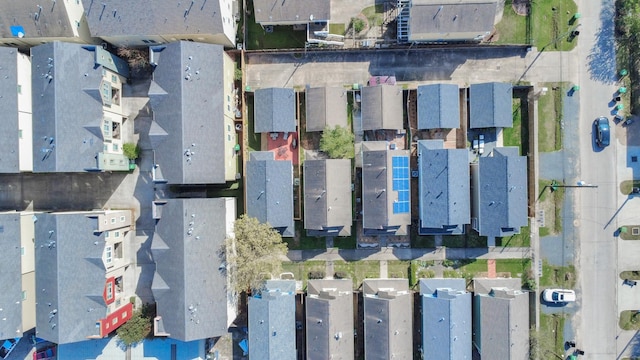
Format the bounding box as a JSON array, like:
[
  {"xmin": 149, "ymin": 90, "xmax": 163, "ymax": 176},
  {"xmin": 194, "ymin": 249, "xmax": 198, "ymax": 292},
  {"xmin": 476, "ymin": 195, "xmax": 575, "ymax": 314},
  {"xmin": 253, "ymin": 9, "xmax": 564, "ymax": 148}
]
[
  {"xmin": 0, "ymin": 0, "xmax": 504, "ymax": 50},
  {"xmin": 250, "ymin": 277, "xmax": 530, "ymax": 360}
]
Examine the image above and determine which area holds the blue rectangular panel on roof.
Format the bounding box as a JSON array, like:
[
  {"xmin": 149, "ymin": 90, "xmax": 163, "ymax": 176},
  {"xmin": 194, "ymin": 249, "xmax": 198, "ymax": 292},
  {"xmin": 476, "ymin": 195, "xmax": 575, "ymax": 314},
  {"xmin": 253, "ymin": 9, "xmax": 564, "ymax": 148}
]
[
  {"xmin": 392, "ymin": 155, "xmax": 410, "ymax": 214},
  {"xmin": 10, "ymin": 26, "xmax": 25, "ymax": 37}
]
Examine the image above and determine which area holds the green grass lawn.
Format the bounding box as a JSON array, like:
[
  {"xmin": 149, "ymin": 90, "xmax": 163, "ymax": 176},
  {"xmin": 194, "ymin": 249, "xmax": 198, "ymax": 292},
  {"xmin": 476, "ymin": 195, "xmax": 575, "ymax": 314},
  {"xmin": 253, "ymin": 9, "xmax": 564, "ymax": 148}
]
[
  {"xmin": 443, "ymin": 231, "xmax": 487, "ymax": 248},
  {"xmin": 532, "ymin": 0, "xmax": 579, "ymax": 51},
  {"xmin": 333, "ymin": 261, "xmax": 380, "ymax": 289},
  {"xmin": 496, "ymin": 222, "xmax": 531, "ymax": 247},
  {"xmin": 539, "ymin": 313, "xmax": 567, "ymax": 356},
  {"xmin": 246, "ymin": 94, "xmax": 261, "ymax": 152},
  {"xmin": 494, "ymin": 0, "xmax": 528, "ymax": 44},
  {"xmin": 496, "ymin": 259, "xmax": 531, "ymax": 278},
  {"xmin": 387, "ymin": 260, "xmax": 411, "ymax": 278},
  {"xmin": 538, "ymin": 179, "xmax": 564, "ymax": 235},
  {"xmin": 540, "ymin": 260, "xmax": 576, "ymax": 288},
  {"xmin": 361, "ymin": 5, "xmax": 384, "ymax": 27},
  {"xmin": 494, "ymin": 0, "xmax": 578, "ymax": 51},
  {"xmin": 620, "ymin": 310, "xmax": 640, "ymax": 330},
  {"xmin": 329, "ymin": 23, "xmax": 346, "ymax": 35},
  {"xmin": 281, "ymin": 261, "xmax": 326, "ymax": 289},
  {"xmin": 245, "ymin": 0, "xmax": 307, "ymax": 50},
  {"xmin": 503, "ymin": 89, "xmax": 530, "ymax": 155},
  {"xmin": 538, "ymin": 83, "xmax": 565, "ymax": 152}
]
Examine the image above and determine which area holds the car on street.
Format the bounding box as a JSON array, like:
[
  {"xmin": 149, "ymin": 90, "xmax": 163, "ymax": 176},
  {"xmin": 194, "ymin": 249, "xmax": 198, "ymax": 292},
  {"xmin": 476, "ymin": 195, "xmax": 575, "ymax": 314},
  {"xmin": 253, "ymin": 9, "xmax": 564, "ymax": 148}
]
[
  {"xmin": 543, "ymin": 288, "xmax": 576, "ymax": 303},
  {"xmin": 594, "ymin": 117, "xmax": 610, "ymax": 148},
  {"xmin": 0, "ymin": 338, "xmax": 19, "ymax": 359}
]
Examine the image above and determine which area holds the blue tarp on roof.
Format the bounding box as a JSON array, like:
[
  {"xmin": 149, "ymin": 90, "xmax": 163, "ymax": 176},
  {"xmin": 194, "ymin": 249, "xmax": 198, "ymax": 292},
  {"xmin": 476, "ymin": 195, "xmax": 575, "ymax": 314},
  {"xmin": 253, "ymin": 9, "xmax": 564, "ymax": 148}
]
[{"xmin": 10, "ymin": 26, "xmax": 24, "ymax": 37}]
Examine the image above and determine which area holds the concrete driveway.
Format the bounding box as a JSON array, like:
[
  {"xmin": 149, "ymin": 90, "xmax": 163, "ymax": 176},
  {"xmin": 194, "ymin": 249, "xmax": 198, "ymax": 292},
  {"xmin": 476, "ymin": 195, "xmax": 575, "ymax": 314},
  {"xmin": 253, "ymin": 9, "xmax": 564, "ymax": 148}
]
[{"xmin": 245, "ymin": 46, "xmax": 578, "ymax": 89}]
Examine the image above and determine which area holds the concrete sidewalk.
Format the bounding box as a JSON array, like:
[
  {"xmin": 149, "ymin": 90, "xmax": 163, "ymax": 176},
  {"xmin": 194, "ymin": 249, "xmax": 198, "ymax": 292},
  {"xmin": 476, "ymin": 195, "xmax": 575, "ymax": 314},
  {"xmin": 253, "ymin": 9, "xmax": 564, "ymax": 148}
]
[{"xmin": 285, "ymin": 246, "xmax": 530, "ymax": 262}]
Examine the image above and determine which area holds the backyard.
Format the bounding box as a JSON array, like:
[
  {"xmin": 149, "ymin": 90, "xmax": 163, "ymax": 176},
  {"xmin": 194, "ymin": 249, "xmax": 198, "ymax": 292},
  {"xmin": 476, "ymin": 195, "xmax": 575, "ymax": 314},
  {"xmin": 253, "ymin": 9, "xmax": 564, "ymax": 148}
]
[
  {"xmin": 504, "ymin": 88, "xmax": 530, "ymax": 156},
  {"xmin": 245, "ymin": 0, "xmax": 307, "ymax": 50},
  {"xmin": 494, "ymin": 0, "xmax": 579, "ymax": 51}
]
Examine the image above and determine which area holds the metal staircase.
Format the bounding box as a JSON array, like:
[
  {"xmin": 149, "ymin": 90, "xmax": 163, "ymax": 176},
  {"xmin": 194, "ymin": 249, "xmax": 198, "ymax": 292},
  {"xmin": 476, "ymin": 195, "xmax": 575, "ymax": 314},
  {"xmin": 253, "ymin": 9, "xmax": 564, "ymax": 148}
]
[{"xmin": 396, "ymin": 0, "xmax": 410, "ymax": 42}]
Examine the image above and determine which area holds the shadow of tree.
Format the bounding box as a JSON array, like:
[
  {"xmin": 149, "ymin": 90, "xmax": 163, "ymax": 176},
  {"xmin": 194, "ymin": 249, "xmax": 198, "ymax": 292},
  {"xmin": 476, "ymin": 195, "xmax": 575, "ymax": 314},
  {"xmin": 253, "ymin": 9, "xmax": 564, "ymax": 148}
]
[{"xmin": 587, "ymin": 0, "xmax": 618, "ymax": 84}]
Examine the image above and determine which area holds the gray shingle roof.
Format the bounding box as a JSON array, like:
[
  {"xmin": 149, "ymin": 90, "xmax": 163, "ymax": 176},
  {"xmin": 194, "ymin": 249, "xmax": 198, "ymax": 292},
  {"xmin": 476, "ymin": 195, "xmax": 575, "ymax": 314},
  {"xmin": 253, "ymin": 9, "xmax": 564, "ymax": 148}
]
[
  {"xmin": 306, "ymin": 279, "xmax": 354, "ymax": 360},
  {"xmin": 31, "ymin": 42, "xmax": 129, "ymax": 173},
  {"xmin": 469, "ymin": 82, "xmax": 513, "ymax": 129},
  {"xmin": 303, "ymin": 159, "xmax": 352, "ymax": 236},
  {"xmin": 149, "ymin": 41, "xmax": 231, "ymax": 184},
  {"xmin": 418, "ymin": 140, "xmax": 469, "ymax": 235},
  {"xmin": 305, "ymin": 87, "xmax": 348, "ymax": 132},
  {"xmin": 474, "ymin": 287, "xmax": 529, "ymax": 360},
  {"xmin": 408, "ymin": 1, "xmax": 497, "ymax": 42},
  {"xmin": 0, "ymin": 48, "xmax": 20, "ymax": 173},
  {"xmin": 34, "ymin": 213, "xmax": 108, "ymax": 344},
  {"xmin": 475, "ymin": 147, "xmax": 527, "ymax": 238},
  {"xmin": 246, "ymin": 152, "xmax": 294, "ymax": 237},
  {"xmin": 361, "ymin": 85, "xmax": 404, "ymax": 130},
  {"xmin": 417, "ymin": 84, "xmax": 460, "ymax": 129},
  {"xmin": 248, "ymin": 280, "xmax": 296, "ymax": 360},
  {"xmin": 0, "ymin": 1, "xmax": 75, "ymax": 39},
  {"xmin": 0, "ymin": 213, "xmax": 23, "ymax": 339},
  {"xmin": 362, "ymin": 279, "xmax": 412, "ymax": 360},
  {"xmin": 81, "ymin": 0, "xmax": 231, "ymax": 46},
  {"xmin": 254, "ymin": 88, "xmax": 296, "ymax": 133},
  {"xmin": 253, "ymin": 0, "xmax": 330, "ymax": 25},
  {"xmin": 420, "ymin": 279, "xmax": 471, "ymax": 360},
  {"xmin": 152, "ymin": 198, "xmax": 234, "ymax": 342},
  {"xmin": 362, "ymin": 142, "xmax": 410, "ymax": 235}
]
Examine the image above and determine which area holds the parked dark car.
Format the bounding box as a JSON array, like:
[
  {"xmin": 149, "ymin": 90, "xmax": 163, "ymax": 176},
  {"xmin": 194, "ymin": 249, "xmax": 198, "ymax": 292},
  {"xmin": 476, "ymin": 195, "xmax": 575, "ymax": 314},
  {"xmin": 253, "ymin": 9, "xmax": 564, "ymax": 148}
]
[
  {"xmin": 594, "ymin": 117, "xmax": 610, "ymax": 148},
  {"xmin": 0, "ymin": 338, "xmax": 19, "ymax": 359}
]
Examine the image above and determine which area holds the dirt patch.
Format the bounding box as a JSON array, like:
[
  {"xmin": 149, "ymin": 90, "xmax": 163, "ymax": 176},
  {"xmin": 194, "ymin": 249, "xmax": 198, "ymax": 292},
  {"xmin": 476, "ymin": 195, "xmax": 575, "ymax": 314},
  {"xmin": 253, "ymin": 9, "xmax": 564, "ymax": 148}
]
[{"xmin": 512, "ymin": 0, "xmax": 529, "ymax": 16}]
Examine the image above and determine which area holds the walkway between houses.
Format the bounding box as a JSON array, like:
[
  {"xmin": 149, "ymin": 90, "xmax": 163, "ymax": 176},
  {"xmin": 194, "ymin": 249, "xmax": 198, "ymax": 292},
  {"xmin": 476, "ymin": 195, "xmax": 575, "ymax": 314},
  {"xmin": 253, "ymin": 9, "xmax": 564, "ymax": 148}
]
[{"xmin": 285, "ymin": 246, "xmax": 530, "ymax": 262}]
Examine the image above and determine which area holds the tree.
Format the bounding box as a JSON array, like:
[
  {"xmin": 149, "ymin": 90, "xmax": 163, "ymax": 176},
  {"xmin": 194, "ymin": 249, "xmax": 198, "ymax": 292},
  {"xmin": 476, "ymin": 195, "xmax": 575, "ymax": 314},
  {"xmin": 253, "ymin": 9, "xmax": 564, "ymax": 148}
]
[
  {"xmin": 123, "ymin": 143, "xmax": 140, "ymax": 160},
  {"xmin": 226, "ymin": 215, "xmax": 288, "ymax": 293},
  {"xmin": 116, "ymin": 303, "xmax": 154, "ymax": 347},
  {"xmin": 351, "ymin": 17, "xmax": 365, "ymax": 33},
  {"xmin": 320, "ymin": 125, "xmax": 355, "ymax": 159}
]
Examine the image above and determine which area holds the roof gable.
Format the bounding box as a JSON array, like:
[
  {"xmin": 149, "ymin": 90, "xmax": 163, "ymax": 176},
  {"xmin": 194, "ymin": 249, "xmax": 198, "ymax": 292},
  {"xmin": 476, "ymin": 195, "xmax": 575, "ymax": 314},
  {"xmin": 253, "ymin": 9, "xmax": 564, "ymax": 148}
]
[
  {"xmin": 362, "ymin": 85, "xmax": 404, "ymax": 130},
  {"xmin": 254, "ymin": 88, "xmax": 296, "ymax": 133},
  {"xmin": 417, "ymin": 84, "xmax": 460, "ymax": 129},
  {"xmin": 303, "ymin": 159, "xmax": 352, "ymax": 236},
  {"xmin": 469, "ymin": 82, "xmax": 513, "ymax": 129}
]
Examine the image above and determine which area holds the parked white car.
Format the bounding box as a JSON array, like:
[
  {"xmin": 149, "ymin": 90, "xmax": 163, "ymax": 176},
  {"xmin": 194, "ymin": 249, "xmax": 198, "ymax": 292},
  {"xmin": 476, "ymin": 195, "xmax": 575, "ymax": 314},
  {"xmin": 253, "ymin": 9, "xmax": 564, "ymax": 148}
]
[{"xmin": 543, "ymin": 289, "xmax": 576, "ymax": 303}]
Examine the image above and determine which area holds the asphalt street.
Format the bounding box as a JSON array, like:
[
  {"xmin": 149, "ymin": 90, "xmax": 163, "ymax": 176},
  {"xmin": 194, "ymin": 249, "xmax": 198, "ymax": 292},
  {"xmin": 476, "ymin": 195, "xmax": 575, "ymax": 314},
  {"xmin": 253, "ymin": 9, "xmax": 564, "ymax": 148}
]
[{"xmin": 574, "ymin": 0, "xmax": 621, "ymax": 358}]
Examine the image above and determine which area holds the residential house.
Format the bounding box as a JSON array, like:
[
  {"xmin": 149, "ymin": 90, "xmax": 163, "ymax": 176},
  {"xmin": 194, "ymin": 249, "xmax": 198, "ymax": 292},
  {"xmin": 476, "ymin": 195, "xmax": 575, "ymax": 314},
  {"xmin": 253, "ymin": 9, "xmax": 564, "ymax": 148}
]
[
  {"xmin": 248, "ymin": 280, "xmax": 297, "ymax": 360},
  {"xmin": 0, "ymin": 1, "xmax": 93, "ymax": 47},
  {"xmin": 35, "ymin": 210, "xmax": 134, "ymax": 344},
  {"xmin": 417, "ymin": 84, "xmax": 460, "ymax": 129},
  {"xmin": 0, "ymin": 47, "xmax": 32, "ymax": 172},
  {"xmin": 253, "ymin": 0, "xmax": 330, "ymax": 26},
  {"xmin": 151, "ymin": 198, "xmax": 236, "ymax": 342},
  {"xmin": 81, "ymin": 0, "xmax": 237, "ymax": 48},
  {"xmin": 471, "ymin": 147, "xmax": 527, "ymax": 239},
  {"xmin": 305, "ymin": 87, "xmax": 348, "ymax": 132},
  {"xmin": 398, "ymin": 0, "xmax": 498, "ymax": 43},
  {"xmin": 254, "ymin": 88, "xmax": 297, "ymax": 134},
  {"xmin": 418, "ymin": 140, "xmax": 469, "ymax": 235},
  {"xmin": 31, "ymin": 42, "xmax": 131, "ymax": 173},
  {"xmin": 473, "ymin": 278, "xmax": 529, "ymax": 360},
  {"xmin": 0, "ymin": 212, "xmax": 36, "ymax": 340},
  {"xmin": 246, "ymin": 152, "xmax": 294, "ymax": 237},
  {"xmin": 149, "ymin": 41, "xmax": 238, "ymax": 184},
  {"xmin": 362, "ymin": 142, "xmax": 411, "ymax": 236},
  {"xmin": 469, "ymin": 82, "xmax": 513, "ymax": 129},
  {"xmin": 419, "ymin": 278, "xmax": 471, "ymax": 360},
  {"xmin": 362, "ymin": 85, "xmax": 404, "ymax": 131},
  {"xmin": 306, "ymin": 279, "xmax": 354, "ymax": 360},
  {"xmin": 304, "ymin": 159, "xmax": 352, "ymax": 237},
  {"xmin": 363, "ymin": 279, "xmax": 412, "ymax": 360}
]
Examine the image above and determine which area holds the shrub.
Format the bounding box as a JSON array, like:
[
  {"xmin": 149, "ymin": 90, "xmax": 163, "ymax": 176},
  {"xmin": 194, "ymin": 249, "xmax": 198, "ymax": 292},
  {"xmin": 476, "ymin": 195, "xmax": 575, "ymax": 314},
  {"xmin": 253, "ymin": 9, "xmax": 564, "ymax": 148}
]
[
  {"xmin": 334, "ymin": 271, "xmax": 349, "ymax": 279},
  {"xmin": 308, "ymin": 271, "xmax": 325, "ymax": 280},
  {"xmin": 116, "ymin": 303, "xmax": 154, "ymax": 347},
  {"xmin": 123, "ymin": 143, "xmax": 140, "ymax": 160},
  {"xmin": 351, "ymin": 18, "xmax": 365, "ymax": 33}
]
